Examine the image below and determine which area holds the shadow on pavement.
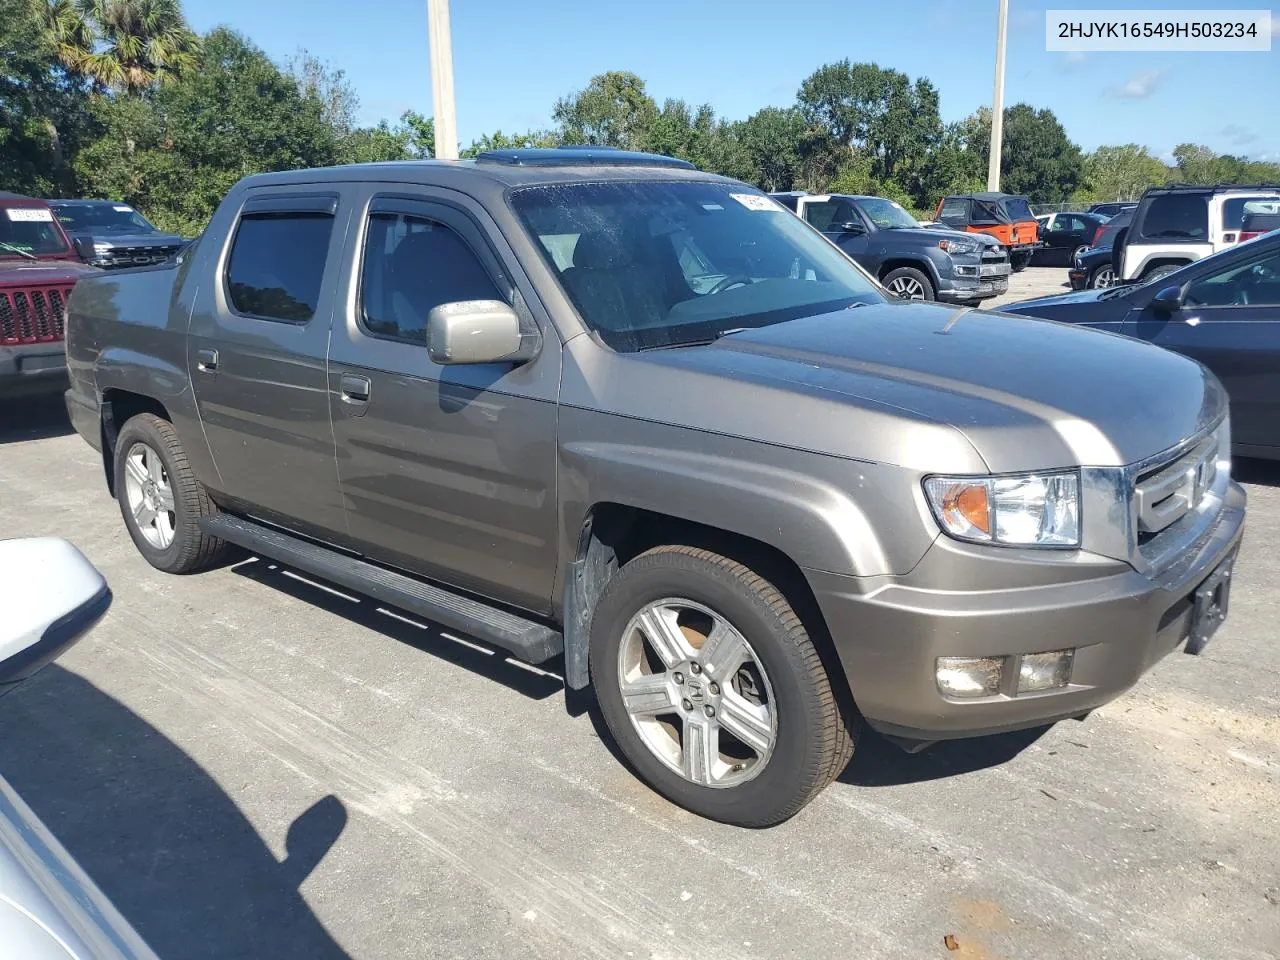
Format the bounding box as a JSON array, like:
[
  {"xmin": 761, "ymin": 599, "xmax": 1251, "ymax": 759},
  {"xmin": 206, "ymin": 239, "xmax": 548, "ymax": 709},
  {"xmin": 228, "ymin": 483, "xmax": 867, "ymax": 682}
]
[
  {"xmin": 230, "ymin": 558, "xmax": 565, "ymax": 702},
  {"xmin": 0, "ymin": 394, "xmax": 74, "ymax": 444},
  {"xmin": 0, "ymin": 665, "xmax": 352, "ymax": 960},
  {"xmin": 1233, "ymin": 456, "xmax": 1280, "ymax": 488},
  {"xmin": 840, "ymin": 725, "xmax": 1050, "ymax": 787}
]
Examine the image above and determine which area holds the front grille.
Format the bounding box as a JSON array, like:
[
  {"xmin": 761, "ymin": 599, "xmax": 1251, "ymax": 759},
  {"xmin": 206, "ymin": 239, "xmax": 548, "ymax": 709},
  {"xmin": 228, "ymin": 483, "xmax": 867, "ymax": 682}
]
[
  {"xmin": 1133, "ymin": 431, "xmax": 1221, "ymax": 546},
  {"xmin": 97, "ymin": 245, "xmax": 178, "ymax": 268},
  {"xmin": 0, "ymin": 285, "xmax": 72, "ymax": 345}
]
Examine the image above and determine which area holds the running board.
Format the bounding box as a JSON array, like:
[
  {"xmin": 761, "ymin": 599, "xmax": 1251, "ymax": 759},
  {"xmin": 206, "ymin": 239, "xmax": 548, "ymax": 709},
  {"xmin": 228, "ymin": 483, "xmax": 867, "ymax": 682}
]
[{"xmin": 201, "ymin": 514, "xmax": 563, "ymax": 663}]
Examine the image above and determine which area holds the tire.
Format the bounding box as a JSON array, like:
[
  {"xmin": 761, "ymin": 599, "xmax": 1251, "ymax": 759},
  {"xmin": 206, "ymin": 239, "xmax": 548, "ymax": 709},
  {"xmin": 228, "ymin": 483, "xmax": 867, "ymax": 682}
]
[
  {"xmin": 1009, "ymin": 252, "xmax": 1031, "ymax": 273},
  {"xmin": 1088, "ymin": 264, "xmax": 1117, "ymax": 289},
  {"xmin": 114, "ymin": 413, "xmax": 227, "ymax": 574},
  {"xmin": 1142, "ymin": 264, "xmax": 1182, "ymax": 284},
  {"xmin": 589, "ymin": 545, "xmax": 855, "ymax": 827},
  {"xmin": 881, "ymin": 266, "xmax": 935, "ymax": 302}
]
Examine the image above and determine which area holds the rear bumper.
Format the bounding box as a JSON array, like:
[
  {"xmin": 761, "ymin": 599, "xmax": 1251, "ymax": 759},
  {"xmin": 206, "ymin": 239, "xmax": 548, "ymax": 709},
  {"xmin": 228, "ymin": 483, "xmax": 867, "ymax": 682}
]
[
  {"xmin": 0, "ymin": 343, "xmax": 67, "ymax": 398},
  {"xmin": 807, "ymin": 483, "xmax": 1246, "ymax": 742}
]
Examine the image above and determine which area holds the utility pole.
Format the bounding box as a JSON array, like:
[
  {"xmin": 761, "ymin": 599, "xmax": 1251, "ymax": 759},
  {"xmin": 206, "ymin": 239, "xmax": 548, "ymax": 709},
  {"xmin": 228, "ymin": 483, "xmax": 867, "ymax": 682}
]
[
  {"xmin": 987, "ymin": 0, "xmax": 1008, "ymax": 191},
  {"xmin": 427, "ymin": 0, "xmax": 458, "ymax": 160}
]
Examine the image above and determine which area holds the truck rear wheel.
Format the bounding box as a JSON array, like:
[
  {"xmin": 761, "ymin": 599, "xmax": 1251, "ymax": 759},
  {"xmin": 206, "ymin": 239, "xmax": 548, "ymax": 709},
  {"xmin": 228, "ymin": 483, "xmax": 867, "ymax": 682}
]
[
  {"xmin": 589, "ymin": 545, "xmax": 855, "ymax": 827},
  {"xmin": 114, "ymin": 413, "xmax": 227, "ymax": 574},
  {"xmin": 882, "ymin": 266, "xmax": 935, "ymax": 302}
]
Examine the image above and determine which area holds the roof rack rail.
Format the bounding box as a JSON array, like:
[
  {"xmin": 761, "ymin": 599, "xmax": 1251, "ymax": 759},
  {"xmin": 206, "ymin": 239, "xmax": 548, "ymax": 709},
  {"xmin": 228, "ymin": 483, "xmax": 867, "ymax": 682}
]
[
  {"xmin": 1144, "ymin": 181, "xmax": 1280, "ymax": 193},
  {"xmin": 474, "ymin": 147, "xmax": 695, "ymax": 169}
]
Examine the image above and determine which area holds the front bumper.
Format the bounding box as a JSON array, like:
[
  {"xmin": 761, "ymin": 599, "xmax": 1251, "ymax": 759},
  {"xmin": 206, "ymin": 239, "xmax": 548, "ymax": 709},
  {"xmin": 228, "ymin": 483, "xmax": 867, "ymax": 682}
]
[
  {"xmin": 0, "ymin": 343, "xmax": 67, "ymax": 398},
  {"xmin": 807, "ymin": 482, "xmax": 1246, "ymax": 742}
]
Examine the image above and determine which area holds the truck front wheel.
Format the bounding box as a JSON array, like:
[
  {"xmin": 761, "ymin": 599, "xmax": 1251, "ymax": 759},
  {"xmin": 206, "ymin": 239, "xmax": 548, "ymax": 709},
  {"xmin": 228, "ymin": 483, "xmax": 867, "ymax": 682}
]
[
  {"xmin": 881, "ymin": 266, "xmax": 935, "ymax": 301},
  {"xmin": 114, "ymin": 413, "xmax": 228, "ymax": 574},
  {"xmin": 589, "ymin": 545, "xmax": 855, "ymax": 827}
]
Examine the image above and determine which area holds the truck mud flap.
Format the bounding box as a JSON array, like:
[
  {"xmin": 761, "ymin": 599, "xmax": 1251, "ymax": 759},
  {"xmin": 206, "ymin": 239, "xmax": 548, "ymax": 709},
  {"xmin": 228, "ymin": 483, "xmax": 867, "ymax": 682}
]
[{"xmin": 201, "ymin": 514, "xmax": 563, "ymax": 664}]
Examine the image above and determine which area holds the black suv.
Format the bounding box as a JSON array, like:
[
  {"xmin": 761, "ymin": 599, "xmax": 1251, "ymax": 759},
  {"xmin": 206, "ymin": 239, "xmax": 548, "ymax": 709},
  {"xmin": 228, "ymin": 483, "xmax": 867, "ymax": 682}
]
[{"xmin": 49, "ymin": 199, "xmax": 186, "ymax": 270}]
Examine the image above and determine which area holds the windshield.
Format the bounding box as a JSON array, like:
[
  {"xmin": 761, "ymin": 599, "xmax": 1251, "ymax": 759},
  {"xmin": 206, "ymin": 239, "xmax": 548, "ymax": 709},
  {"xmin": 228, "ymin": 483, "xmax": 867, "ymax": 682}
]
[
  {"xmin": 53, "ymin": 202, "xmax": 156, "ymax": 234},
  {"xmin": 510, "ymin": 181, "xmax": 884, "ymax": 351},
  {"xmin": 0, "ymin": 206, "xmax": 70, "ymax": 256},
  {"xmin": 857, "ymin": 197, "xmax": 918, "ymax": 229}
]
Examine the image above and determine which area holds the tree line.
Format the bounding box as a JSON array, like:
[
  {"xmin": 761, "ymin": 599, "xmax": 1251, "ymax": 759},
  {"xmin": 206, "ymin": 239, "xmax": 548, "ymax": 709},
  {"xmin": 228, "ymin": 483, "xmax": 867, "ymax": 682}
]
[{"xmin": 4, "ymin": 0, "xmax": 1278, "ymax": 236}]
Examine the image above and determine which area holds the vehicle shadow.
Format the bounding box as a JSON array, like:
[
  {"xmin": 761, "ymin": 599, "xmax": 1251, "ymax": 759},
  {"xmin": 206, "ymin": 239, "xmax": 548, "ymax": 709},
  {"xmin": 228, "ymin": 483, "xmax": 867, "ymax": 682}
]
[
  {"xmin": 230, "ymin": 557, "xmax": 565, "ymax": 702},
  {"xmin": 839, "ymin": 724, "xmax": 1050, "ymax": 787},
  {"xmin": 0, "ymin": 664, "xmax": 352, "ymax": 960},
  {"xmin": 0, "ymin": 394, "xmax": 73, "ymax": 443},
  {"xmin": 1233, "ymin": 456, "xmax": 1280, "ymax": 488}
]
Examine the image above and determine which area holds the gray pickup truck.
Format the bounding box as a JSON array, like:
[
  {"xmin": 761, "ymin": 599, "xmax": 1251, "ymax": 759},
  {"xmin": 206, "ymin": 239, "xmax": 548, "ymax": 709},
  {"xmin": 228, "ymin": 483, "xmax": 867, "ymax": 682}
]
[
  {"xmin": 63, "ymin": 149, "xmax": 1245, "ymax": 827},
  {"xmin": 771, "ymin": 191, "xmax": 1010, "ymax": 304}
]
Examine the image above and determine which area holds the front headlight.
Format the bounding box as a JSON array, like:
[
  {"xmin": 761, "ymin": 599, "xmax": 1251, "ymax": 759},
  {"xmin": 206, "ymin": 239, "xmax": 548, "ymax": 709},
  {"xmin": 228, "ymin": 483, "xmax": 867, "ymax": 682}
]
[
  {"xmin": 938, "ymin": 238, "xmax": 979, "ymax": 256},
  {"xmin": 93, "ymin": 242, "xmax": 111, "ymax": 253},
  {"xmin": 923, "ymin": 472, "xmax": 1080, "ymax": 547}
]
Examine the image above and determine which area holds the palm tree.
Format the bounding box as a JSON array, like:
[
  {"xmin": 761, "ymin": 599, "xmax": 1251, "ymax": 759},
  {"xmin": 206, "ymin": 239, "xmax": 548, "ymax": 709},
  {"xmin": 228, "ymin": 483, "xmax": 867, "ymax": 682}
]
[{"xmin": 40, "ymin": 0, "xmax": 199, "ymax": 93}]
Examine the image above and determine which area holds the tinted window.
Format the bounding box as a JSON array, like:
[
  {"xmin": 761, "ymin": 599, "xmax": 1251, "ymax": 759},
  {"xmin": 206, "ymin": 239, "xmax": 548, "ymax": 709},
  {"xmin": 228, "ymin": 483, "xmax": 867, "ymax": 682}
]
[
  {"xmin": 938, "ymin": 198, "xmax": 968, "ymax": 225},
  {"xmin": 1185, "ymin": 249, "xmax": 1280, "ymax": 310},
  {"xmin": 971, "ymin": 200, "xmax": 1005, "ymax": 225},
  {"xmin": 510, "ymin": 181, "xmax": 883, "ymax": 352},
  {"xmin": 803, "ymin": 200, "xmax": 858, "ymax": 231},
  {"xmin": 1004, "ymin": 198, "xmax": 1035, "ymax": 221},
  {"xmin": 0, "ymin": 206, "xmax": 69, "ymax": 256},
  {"xmin": 1223, "ymin": 196, "xmax": 1280, "ymax": 230},
  {"xmin": 1139, "ymin": 194, "xmax": 1208, "ymax": 240},
  {"xmin": 360, "ymin": 212, "xmax": 503, "ymax": 343},
  {"xmin": 226, "ymin": 213, "xmax": 334, "ymax": 322}
]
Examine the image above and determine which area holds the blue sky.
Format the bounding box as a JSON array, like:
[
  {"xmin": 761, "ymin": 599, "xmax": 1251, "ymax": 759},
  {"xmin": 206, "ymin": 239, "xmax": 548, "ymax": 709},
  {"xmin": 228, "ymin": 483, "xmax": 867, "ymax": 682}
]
[{"xmin": 183, "ymin": 0, "xmax": 1279, "ymax": 161}]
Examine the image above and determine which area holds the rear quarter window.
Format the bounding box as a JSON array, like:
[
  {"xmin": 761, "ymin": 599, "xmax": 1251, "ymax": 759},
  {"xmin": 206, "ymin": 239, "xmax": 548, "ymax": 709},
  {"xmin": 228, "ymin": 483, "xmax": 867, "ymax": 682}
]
[
  {"xmin": 1005, "ymin": 198, "xmax": 1035, "ymax": 221},
  {"xmin": 1139, "ymin": 194, "xmax": 1209, "ymax": 241}
]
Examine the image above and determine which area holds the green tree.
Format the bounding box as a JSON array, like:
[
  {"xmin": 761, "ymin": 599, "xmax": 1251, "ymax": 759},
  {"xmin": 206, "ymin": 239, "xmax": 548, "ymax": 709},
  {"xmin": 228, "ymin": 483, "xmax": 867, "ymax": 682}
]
[
  {"xmin": 1082, "ymin": 144, "xmax": 1170, "ymax": 201},
  {"xmin": 39, "ymin": 0, "xmax": 199, "ymax": 93},
  {"xmin": 1169, "ymin": 143, "xmax": 1280, "ymax": 185},
  {"xmin": 460, "ymin": 128, "xmax": 558, "ymax": 158},
  {"xmin": 737, "ymin": 107, "xmax": 806, "ymax": 191},
  {"xmin": 965, "ymin": 103, "xmax": 1083, "ymax": 202},
  {"xmin": 552, "ymin": 71, "xmax": 656, "ymax": 149},
  {"xmin": 796, "ymin": 60, "xmax": 943, "ymax": 193},
  {"xmin": 75, "ymin": 27, "xmax": 338, "ymax": 233}
]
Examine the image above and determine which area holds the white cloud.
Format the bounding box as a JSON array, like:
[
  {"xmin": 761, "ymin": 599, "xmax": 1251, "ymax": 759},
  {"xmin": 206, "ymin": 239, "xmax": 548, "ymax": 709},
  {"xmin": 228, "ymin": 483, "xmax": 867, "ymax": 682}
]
[
  {"xmin": 1056, "ymin": 50, "xmax": 1089, "ymax": 73},
  {"xmin": 1110, "ymin": 68, "xmax": 1168, "ymax": 100}
]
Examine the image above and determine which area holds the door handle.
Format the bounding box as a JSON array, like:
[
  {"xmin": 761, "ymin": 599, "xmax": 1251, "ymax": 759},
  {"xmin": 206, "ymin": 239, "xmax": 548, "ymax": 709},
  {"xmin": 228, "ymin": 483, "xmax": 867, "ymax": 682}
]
[
  {"xmin": 196, "ymin": 348, "xmax": 218, "ymax": 372},
  {"xmin": 339, "ymin": 373, "xmax": 371, "ymax": 402}
]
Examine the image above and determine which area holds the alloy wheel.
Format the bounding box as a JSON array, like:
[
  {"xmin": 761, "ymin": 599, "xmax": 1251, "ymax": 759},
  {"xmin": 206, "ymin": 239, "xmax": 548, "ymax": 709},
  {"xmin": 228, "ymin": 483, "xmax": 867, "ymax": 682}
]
[
  {"xmin": 123, "ymin": 441, "xmax": 176, "ymax": 549},
  {"xmin": 887, "ymin": 276, "xmax": 926, "ymax": 300}
]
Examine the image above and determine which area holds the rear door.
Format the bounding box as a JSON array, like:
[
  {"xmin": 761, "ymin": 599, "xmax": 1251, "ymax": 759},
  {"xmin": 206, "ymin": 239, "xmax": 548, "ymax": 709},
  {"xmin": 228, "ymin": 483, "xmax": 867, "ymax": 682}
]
[
  {"xmin": 1124, "ymin": 244, "xmax": 1280, "ymax": 453},
  {"xmin": 326, "ymin": 187, "xmax": 562, "ymax": 613},
  {"xmin": 187, "ymin": 189, "xmax": 348, "ymax": 539}
]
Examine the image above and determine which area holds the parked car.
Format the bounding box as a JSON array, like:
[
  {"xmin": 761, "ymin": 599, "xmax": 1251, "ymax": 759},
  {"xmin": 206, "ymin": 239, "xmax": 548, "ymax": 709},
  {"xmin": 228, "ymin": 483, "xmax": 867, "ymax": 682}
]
[
  {"xmin": 49, "ymin": 200, "xmax": 186, "ymax": 270},
  {"xmin": 932, "ymin": 192, "xmax": 1040, "ymax": 271},
  {"xmin": 0, "ymin": 192, "xmax": 100, "ymax": 397},
  {"xmin": 1033, "ymin": 211, "xmax": 1109, "ymax": 267},
  {"xmin": 1068, "ymin": 211, "xmax": 1133, "ymax": 290},
  {"xmin": 771, "ymin": 191, "xmax": 1010, "ymax": 304},
  {"xmin": 0, "ymin": 537, "xmax": 158, "ymax": 959},
  {"xmin": 1009, "ymin": 228, "xmax": 1280, "ymax": 459},
  {"xmin": 64, "ymin": 148, "xmax": 1244, "ymax": 826},
  {"xmin": 1113, "ymin": 183, "xmax": 1280, "ymax": 284},
  {"xmin": 1087, "ymin": 202, "xmax": 1138, "ymax": 218}
]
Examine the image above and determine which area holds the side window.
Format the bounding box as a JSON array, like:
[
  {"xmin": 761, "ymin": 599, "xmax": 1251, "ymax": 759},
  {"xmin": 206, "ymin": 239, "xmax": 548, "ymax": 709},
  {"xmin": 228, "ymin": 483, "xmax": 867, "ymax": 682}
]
[
  {"xmin": 226, "ymin": 214, "xmax": 334, "ymax": 323},
  {"xmin": 802, "ymin": 200, "xmax": 839, "ymax": 231},
  {"xmin": 359, "ymin": 212, "xmax": 504, "ymax": 343},
  {"xmin": 1185, "ymin": 251, "xmax": 1280, "ymax": 311},
  {"xmin": 938, "ymin": 199, "xmax": 968, "ymax": 226},
  {"xmin": 1140, "ymin": 195, "xmax": 1208, "ymax": 241}
]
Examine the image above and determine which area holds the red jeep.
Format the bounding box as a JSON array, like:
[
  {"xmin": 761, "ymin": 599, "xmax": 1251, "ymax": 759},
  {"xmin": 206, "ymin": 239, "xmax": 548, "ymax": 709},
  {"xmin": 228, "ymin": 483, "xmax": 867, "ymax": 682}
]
[{"xmin": 1, "ymin": 192, "xmax": 99, "ymax": 398}]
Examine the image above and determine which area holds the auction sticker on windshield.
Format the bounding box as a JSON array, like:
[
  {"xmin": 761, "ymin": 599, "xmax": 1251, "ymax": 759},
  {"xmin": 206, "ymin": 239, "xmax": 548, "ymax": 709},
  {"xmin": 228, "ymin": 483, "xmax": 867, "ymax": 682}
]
[
  {"xmin": 5, "ymin": 208, "xmax": 54, "ymax": 222},
  {"xmin": 731, "ymin": 193, "xmax": 782, "ymax": 212}
]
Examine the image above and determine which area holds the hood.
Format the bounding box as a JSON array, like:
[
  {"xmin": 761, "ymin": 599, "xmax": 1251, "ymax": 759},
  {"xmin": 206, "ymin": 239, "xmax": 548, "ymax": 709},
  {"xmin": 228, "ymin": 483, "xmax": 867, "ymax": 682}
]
[
  {"xmin": 606, "ymin": 301, "xmax": 1223, "ymax": 472},
  {"xmin": 68, "ymin": 230, "xmax": 185, "ymax": 247},
  {"xmin": 887, "ymin": 226, "xmax": 1001, "ymax": 249},
  {"xmin": 0, "ymin": 261, "xmax": 99, "ymax": 286}
]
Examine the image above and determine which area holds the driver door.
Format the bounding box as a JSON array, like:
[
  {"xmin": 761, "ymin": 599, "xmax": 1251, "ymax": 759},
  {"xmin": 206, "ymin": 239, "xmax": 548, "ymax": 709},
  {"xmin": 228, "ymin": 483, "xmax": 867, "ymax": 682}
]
[{"xmin": 1125, "ymin": 246, "xmax": 1280, "ymax": 454}]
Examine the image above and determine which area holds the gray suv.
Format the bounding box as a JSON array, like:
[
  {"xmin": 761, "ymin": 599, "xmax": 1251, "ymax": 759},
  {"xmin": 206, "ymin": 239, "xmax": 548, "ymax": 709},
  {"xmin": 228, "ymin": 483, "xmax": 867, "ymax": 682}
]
[
  {"xmin": 62, "ymin": 149, "xmax": 1245, "ymax": 827},
  {"xmin": 771, "ymin": 192, "xmax": 1010, "ymax": 304}
]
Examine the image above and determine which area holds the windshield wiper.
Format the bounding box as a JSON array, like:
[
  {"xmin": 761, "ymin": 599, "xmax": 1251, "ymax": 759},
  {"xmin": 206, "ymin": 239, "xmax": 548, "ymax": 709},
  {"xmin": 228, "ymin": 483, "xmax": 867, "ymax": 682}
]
[{"xmin": 0, "ymin": 242, "xmax": 38, "ymax": 261}]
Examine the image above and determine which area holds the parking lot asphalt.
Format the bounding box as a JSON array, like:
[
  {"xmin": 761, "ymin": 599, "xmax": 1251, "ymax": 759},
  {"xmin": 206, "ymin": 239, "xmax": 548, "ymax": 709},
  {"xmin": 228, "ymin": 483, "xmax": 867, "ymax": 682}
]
[
  {"xmin": 1, "ymin": 304, "xmax": 1277, "ymax": 960},
  {"xmin": 990, "ymin": 263, "xmax": 1075, "ymax": 308}
]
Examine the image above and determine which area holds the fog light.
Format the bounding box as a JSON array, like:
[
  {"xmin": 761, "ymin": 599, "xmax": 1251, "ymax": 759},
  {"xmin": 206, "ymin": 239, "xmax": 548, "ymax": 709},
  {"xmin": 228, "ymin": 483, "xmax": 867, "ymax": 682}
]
[
  {"xmin": 1017, "ymin": 650, "xmax": 1074, "ymax": 693},
  {"xmin": 936, "ymin": 656, "xmax": 1003, "ymax": 698}
]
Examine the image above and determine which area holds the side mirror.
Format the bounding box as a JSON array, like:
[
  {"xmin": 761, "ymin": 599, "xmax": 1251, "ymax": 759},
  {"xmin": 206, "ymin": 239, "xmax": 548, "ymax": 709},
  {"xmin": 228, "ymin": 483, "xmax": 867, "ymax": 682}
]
[
  {"xmin": 0, "ymin": 538, "xmax": 111, "ymax": 695},
  {"xmin": 836, "ymin": 220, "xmax": 866, "ymax": 235},
  {"xmin": 1150, "ymin": 285, "xmax": 1183, "ymax": 316},
  {"xmin": 427, "ymin": 300, "xmax": 538, "ymax": 365},
  {"xmin": 71, "ymin": 235, "xmax": 97, "ymax": 262}
]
